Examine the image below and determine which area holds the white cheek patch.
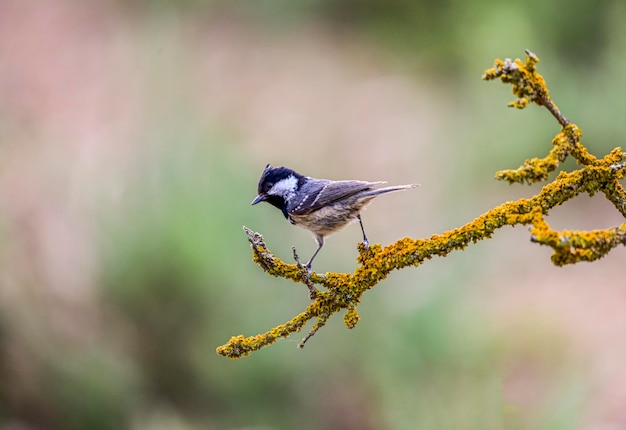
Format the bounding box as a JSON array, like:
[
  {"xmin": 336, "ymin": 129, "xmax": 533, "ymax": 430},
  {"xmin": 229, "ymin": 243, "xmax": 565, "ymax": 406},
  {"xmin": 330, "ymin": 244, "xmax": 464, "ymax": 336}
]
[{"xmin": 268, "ymin": 175, "xmax": 298, "ymax": 199}]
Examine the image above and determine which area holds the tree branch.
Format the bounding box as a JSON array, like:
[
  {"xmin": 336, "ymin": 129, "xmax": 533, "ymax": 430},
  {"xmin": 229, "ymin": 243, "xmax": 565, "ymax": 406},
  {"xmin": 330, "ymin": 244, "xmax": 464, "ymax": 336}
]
[{"xmin": 217, "ymin": 51, "xmax": 626, "ymax": 359}]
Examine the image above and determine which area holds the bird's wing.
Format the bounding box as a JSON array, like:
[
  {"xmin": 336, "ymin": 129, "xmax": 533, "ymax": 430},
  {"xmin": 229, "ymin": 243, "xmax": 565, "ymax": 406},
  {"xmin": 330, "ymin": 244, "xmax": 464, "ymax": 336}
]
[{"xmin": 289, "ymin": 180, "xmax": 384, "ymax": 215}]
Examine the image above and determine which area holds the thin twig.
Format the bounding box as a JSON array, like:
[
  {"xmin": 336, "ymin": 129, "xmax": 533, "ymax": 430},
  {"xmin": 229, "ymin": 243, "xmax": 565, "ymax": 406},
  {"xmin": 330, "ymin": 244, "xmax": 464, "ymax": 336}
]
[{"xmin": 292, "ymin": 247, "xmax": 319, "ymax": 299}]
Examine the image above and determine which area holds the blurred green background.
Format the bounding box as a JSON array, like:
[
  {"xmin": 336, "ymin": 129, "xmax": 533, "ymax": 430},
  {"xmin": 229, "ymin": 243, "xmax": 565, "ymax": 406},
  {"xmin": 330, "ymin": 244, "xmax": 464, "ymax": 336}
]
[{"xmin": 1, "ymin": 1, "xmax": 625, "ymax": 429}]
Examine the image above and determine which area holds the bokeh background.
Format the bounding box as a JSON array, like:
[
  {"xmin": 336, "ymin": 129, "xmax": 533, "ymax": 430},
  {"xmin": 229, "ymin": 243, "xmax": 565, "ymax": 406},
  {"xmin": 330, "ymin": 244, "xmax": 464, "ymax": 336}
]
[{"xmin": 1, "ymin": 1, "xmax": 626, "ymax": 429}]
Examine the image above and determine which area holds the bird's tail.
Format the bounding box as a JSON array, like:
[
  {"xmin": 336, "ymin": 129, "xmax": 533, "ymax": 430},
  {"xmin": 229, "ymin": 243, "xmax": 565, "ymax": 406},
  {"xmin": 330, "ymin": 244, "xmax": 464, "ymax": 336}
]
[{"xmin": 362, "ymin": 183, "xmax": 420, "ymax": 198}]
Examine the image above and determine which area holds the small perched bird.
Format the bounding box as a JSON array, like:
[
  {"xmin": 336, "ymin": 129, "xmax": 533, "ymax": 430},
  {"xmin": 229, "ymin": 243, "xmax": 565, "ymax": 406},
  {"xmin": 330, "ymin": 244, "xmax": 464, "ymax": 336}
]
[{"xmin": 251, "ymin": 164, "xmax": 419, "ymax": 271}]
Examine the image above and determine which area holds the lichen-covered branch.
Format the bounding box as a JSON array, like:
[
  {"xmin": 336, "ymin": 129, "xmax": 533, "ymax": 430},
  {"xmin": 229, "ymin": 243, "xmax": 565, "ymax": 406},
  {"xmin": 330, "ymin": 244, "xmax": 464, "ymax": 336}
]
[{"xmin": 216, "ymin": 50, "xmax": 626, "ymax": 359}]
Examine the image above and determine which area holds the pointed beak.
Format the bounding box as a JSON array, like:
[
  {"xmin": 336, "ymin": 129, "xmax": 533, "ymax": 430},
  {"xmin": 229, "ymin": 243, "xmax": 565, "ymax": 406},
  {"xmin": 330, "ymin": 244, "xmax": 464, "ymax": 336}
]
[{"xmin": 251, "ymin": 194, "xmax": 266, "ymax": 205}]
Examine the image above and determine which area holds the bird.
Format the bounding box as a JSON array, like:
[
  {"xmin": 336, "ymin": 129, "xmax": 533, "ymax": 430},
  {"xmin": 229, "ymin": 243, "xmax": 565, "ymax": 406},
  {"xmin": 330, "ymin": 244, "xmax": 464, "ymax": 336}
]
[{"xmin": 251, "ymin": 164, "xmax": 419, "ymax": 271}]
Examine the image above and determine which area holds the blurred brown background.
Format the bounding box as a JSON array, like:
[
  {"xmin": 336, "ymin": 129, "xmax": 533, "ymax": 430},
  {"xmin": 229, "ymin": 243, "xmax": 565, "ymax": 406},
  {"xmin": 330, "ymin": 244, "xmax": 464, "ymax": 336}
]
[{"xmin": 1, "ymin": 1, "xmax": 625, "ymax": 429}]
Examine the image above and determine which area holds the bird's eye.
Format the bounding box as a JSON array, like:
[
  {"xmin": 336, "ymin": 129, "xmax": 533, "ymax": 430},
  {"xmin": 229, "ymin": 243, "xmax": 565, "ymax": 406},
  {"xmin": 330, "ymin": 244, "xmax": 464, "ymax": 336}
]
[{"xmin": 264, "ymin": 182, "xmax": 274, "ymax": 191}]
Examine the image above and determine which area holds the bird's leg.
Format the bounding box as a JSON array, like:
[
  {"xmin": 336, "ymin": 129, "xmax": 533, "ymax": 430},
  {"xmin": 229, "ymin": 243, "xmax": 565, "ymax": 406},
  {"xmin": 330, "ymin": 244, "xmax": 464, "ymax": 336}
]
[
  {"xmin": 304, "ymin": 235, "xmax": 324, "ymax": 273},
  {"xmin": 357, "ymin": 214, "xmax": 369, "ymax": 249},
  {"xmin": 292, "ymin": 235, "xmax": 325, "ymax": 299}
]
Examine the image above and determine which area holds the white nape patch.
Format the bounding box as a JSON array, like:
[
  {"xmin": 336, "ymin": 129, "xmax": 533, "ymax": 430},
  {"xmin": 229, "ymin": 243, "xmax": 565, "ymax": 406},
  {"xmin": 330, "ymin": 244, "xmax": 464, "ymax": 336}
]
[{"xmin": 268, "ymin": 175, "xmax": 298, "ymax": 199}]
